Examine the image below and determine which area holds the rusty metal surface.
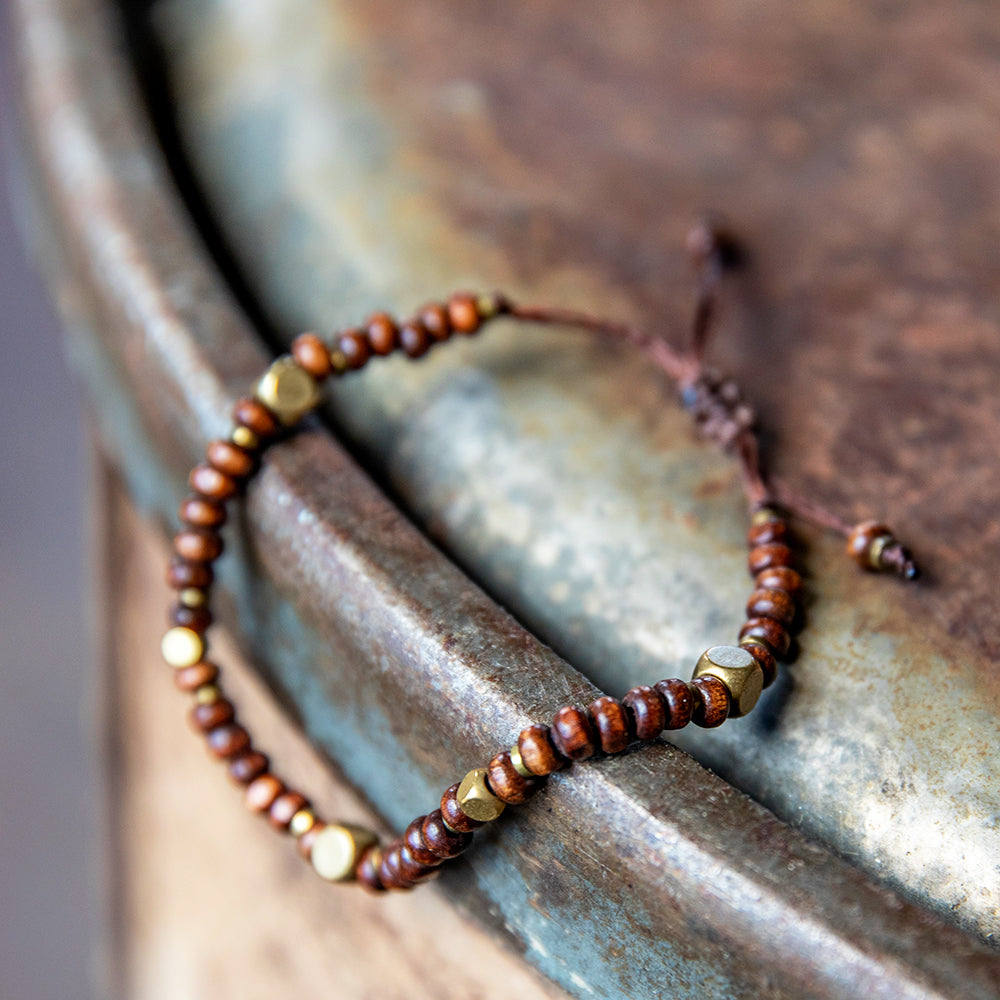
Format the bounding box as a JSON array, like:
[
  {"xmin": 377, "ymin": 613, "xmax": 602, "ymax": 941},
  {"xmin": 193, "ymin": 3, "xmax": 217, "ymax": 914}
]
[
  {"xmin": 152, "ymin": 0, "xmax": 1000, "ymax": 946},
  {"xmin": 15, "ymin": 0, "xmax": 1000, "ymax": 997}
]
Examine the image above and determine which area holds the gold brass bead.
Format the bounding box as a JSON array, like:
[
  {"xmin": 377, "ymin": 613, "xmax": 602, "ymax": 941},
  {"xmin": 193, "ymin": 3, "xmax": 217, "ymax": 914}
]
[
  {"xmin": 231, "ymin": 426, "xmax": 259, "ymax": 450},
  {"xmin": 328, "ymin": 349, "xmax": 350, "ymax": 375},
  {"xmin": 509, "ymin": 744, "xmax": 534, "ymax": 779},
  {"xmin": 161, "ymin": 626, "xmax": 205, "ymax": 668},
  {"xmin": 457, "ymin": 767, "xmax": 506, "ymax": 823},
  {"xmin": 692, "ymin": 645, "xmax": 763, "ymax": 718},
  {"xmin": 179, "ymin": 587, "xmax": 207, "ymax": 608},
  {"xmin": 476, "ymin": 293, "xmax": 500, "ymax": 319},
  {"xmin": 255, "ymin": 356, "xmax": 321, "ymax": 426},
  {"xmin": 310, "ymin": 823, "xmax": 378, "ymax": 882},
  {"xmin": 289, "ymin": 808, "xmax": 317, "ymax": 837},
  {"xmin": 751, "ymin": 506, "xmax": 782, "ymax": 526},
  {"xmin": 193, "ymin": 684, "xmax": 221, "ymax": 705},
  {"xmin": 868, "ymin": 533, "xmax": 895, "ymax": 570}
]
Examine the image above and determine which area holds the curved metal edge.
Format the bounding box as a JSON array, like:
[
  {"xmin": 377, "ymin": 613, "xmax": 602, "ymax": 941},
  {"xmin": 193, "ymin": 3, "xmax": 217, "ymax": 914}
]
[{"xmin": 13, "ymin": 0, "xmax": 1000, "ymax": 998}]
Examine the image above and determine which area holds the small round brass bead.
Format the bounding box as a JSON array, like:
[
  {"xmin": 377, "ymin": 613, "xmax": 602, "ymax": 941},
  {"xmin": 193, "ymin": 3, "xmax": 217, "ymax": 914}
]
[
  {"xmin": 289, "ymin": 808, "xmax": 317, "ymax": 837},
  {"xmin": 193, "ymin": 684, "xmax": 221, "ymax": 705},
  {"xmin": 310, "ymin": 823, "xmax": 379, "ymax": 882},
  {"xmin": 255, "ymin": 356, "xmax": 321, "ymax": 426},
  {"xmin": 692, "ymin": 645, "xmax": 763, "ymax": 719},
  {"xmin": 476, "ymin": 293, "xmax": 503, "ymax": 319},
  {"xmin": 231, "ymin": 425, "xmax": 259, "ymax": 451},
  {"xmin": 179, "ymin": 587, "xmax": 207, "ymax": 608},
  {"xmin": 328, "ymin": 349, "xmax": 350, "ymax": 375},
  {"xmin": 868, "ymin": 533, "xmax": 895, "ymax": 570},
  {"xmin": 509, "ymin": 744, "xmax": 534, "ymax": 778},
  {"xmin": 751, "ymin": 506, "xmax": 783, "ymax": 527},
  {"xmin": 161, "ymin": 626, "xmax": 204, "ymax": 668},
  {"xmin": 456, "ymin": 767, "xmax": 506, "ymax": 823}
]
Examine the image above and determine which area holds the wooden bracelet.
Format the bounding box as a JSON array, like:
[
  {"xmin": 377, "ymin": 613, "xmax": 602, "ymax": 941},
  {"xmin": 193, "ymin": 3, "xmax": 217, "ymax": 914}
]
[{"xmin": 159, "ymin": 227, "xmax": 917, "ymax": 892}]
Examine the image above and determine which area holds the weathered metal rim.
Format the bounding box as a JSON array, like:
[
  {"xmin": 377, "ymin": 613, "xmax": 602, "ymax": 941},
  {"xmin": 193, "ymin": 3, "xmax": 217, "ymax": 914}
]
[{"xmin": 13, "ymin": 0, "xmax": 1000, "ymax": 997}]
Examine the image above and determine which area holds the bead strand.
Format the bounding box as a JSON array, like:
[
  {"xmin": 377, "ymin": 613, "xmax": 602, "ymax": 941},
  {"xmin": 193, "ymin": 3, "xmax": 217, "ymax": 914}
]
[
  {"xmin": 162, "ymin": 292, "xmax": 512, "ymax": 887},
  {"xmin": 159, "ymin": 283, "xmax": 915, "ymax": 892},
  {"xmin": 316, "ymin": 408, "xmax": 806, "ymax": 892}
]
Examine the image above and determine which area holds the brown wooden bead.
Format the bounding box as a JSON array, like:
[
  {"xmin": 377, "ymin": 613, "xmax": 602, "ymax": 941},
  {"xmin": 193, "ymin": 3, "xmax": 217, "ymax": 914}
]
[
  {"xmin": 623, "ymin": 685, "xmax": 667, "ymax": 741},
  {"xmin": 379, "ymin": 845, "xmax": 415, "ymax": 891},
  {"xmin": 296, "ymin": 820, "xmax": 325, "ymax": 860},
  {"xmin": 739, "ymin": 617, "xmax": 792, "ymax": 658},
  {"xmin": 399, "ymin": 320, "xmax": 430, "ymax": 358},
  {"xmin": 228, "ymin": 751, "xmax": 269, "ymax": 785},
  {"xmin": 189, "ymin": 463, "xmax": 237, "ymax": 501},
  {"xmin": 846, "ymin": 520, "xmax": 892, "ymax": 568},
  {"xmin": 754, "ymin": 566, "xmax": 803, "ymax": 597},
  {"xmin": 741, "ymin": 640, "xmax": 778, "ymax": 689},
  {"xmin": 169, "ymin": 603, "xmax": 212, "ymax": 633},
  {"xmin": 269, "ymin": 791, "xmax": 309, "ymax": 830},
  {"xmin": 486, "ymin": 751, "xmax": 539, "ymax": 805},
  {"xmin": 337, "ymin": 329, "xmax": 370, "ymax": 370},
  {"xmin": 399, "ymin": 845, "xmax": 436, "ymax": 882},
  {"xmin": 690, "ymin": 676, "xmax": 730, "ymax": 728},
  {"xmin": 440, "ymin": 784, "xmax": 484, "ymax": 833},
  {"xmin": 291, "ymin": 332, "xmax": 333, "ymax": 379},
  {"xmin": 206, "ymin": 723, "xmax": 251, "ymax": 760},
  {"xmin": 206, "ymin": 439, "xmax": 255, "ymax": 479},
  {"xmin": 420, "ymin": 303, "xmax": 451, "ymax": 341},
  {"xmin": 394, "ymin": 845, "xmax": 425, "ymax": 884},
  {"xmin": 551, "ymin": 706, "xmax": 596, "ymax": 761},
  {"xmin": 747, "ymin": 519, "xmax": 789, "ymax": 547},
  {"xmin": 245, "ymin": 774, "xmax": 285, "ymax": 813},
  {"xmin": 179, "ymin": 495, "xmax": 227, "ymax": 529},
  {"xmin": 405, "ymin": 817, "xmax": 444, "ymax": 865},
  {"xmin": 517, "ymin": 724, "xmax": 566, "ymax": 776},
  {"xmin": 174, "ymin": 529, "xmax": 223, "ymax": 564},
  {"xmin": 654, "ymin": 677, "xmax": 694, "ymax": 730},
  {"xmin": 588, "ymin": 695, "xmax": 631, "ymax": 754},
  {"xmin": 366, "ymin": 313, "xmax": 398, "ymax": 355},
  {"xmin": 233, "ymin": 396, "xmax": 280, "ymax": 439},
  {"xmin": 746, "ymin": 588, "xmax": 797, "ymax": 627},
  {"xmin": 748, "ymin": 543, "xmax": 794, "ymax": 576},
  {"xmin": 173, "ymin": 661, "xmax": 219, "ymax": 692},
  {"xmin": 167, "ymin": 558, "xmax": 213, "ymax": 590},
  {"xmin": 421, "ymin": 809, "xmax": 473, "ymax": 859},
  {"xmin": 189, "ymin": 698, "xmax": 234, "ymax": 733},
  {"xmin": 448, "ymin": 293, "xmax": 481, "ymax": 334},
  {"xmin": 355, "ymin": 846, "xmax": 387, "ymax": 893}
]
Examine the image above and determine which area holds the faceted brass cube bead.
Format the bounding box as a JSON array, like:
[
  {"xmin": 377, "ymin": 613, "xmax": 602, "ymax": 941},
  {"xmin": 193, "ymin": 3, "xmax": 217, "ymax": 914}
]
[
  {"xmin": 457, "ymin": 767, "xmax": 506, "ymax": 823},
  {"xmin": 255, "ymin": 356, "xmax": 321, "ymax": 426},
  {"xmin": 310, "ymin": 823, "xmax": 378, "ymax": 882},
  {"xmin": 692, "ymin": 645, "xmax": 763, "ymax": 718}
]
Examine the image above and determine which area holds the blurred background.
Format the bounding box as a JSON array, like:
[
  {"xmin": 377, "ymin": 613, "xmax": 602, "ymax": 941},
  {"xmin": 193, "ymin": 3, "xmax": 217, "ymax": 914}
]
[{"xmin": 0, "ymin": 9, "xmax": 96, "ymax": 999}]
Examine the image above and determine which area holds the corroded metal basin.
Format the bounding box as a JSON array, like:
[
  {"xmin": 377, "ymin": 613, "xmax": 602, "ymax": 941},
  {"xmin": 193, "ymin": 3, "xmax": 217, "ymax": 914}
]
[
  {"xmin": 156, "ymin": 0, "xmax": 1000, "ymax": 942},
  {"xmin": 17, "ymin": 0, "xmax": 1000, "ymax": 996}
]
